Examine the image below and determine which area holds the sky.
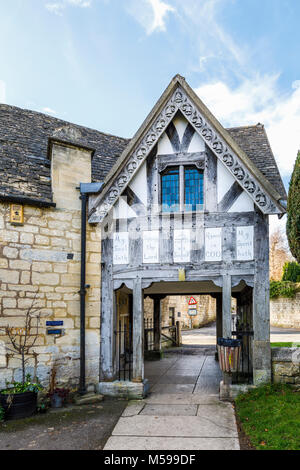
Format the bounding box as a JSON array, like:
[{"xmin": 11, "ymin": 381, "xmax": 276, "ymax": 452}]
[{"xmin": 0, "ymin": 0, "xmax": 299, "ymax": 235}]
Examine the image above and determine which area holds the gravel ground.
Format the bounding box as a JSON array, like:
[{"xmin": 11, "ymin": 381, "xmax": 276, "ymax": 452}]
[{"xmin": 0, "ymin": 398, "xmax": 127, "ymax": 450}]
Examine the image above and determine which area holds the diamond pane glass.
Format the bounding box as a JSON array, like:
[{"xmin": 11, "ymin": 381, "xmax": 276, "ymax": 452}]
[
  {"xmin": 185, "ymin": 167, "xmax": 203, "ymax": 211},
  {"xmin": 161, "ymin": 167, "xmax": 179, "ymax": 212}
]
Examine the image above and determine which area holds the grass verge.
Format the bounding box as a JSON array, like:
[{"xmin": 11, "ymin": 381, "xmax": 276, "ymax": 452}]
[
  {"xmin": 271, "ymin": 342, "xmax": 300, "ymax": 347},
  {"xmin": 235, "ymin": 384, "xmax": 300, "ymax": 450}
]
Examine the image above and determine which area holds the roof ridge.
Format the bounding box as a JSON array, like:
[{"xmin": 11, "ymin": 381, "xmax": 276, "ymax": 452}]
[{"xmin": 226, "ymin": 123, "xmax": 264, "ymax": 130}]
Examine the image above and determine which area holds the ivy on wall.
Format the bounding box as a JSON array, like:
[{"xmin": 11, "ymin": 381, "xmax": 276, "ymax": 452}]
[{"xmin": 270, "ymin": 281, "xmax": 299, "ymax": 299}]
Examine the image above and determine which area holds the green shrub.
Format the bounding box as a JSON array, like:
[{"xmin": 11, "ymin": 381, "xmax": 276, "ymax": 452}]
[
  {"xmin": 287, "ymin": 151, "xmax": 300, "ymax": 263},
  {"xmin": 0, "ymin": 406, "xmax": 5, "ymax": 422},
  {"xmin": 270, "ymin": 280, "xmax": 298, "ymax": 299},
  {"xmin": 282, "ymin": 261, "xmax": 300, "ymax": 282}
]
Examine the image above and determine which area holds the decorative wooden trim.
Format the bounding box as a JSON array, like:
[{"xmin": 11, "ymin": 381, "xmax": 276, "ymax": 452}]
[{"xmin": 91, "ymin": 86, "xmax": 280, "ymax": 223}]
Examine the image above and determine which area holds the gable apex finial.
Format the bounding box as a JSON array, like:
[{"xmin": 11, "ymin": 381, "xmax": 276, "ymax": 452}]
[{"xmin": 173, "ymin": 74, "xmax": 186, "ymax": 83}]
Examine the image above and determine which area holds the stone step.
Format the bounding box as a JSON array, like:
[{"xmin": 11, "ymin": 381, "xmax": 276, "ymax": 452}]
[{"xmin": 74, "ymin": 392, "xmax": 104, "ymax": 406}]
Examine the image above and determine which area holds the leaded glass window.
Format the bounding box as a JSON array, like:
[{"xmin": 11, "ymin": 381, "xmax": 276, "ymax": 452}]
[
  {"xmin": 161, "ymin": 167, "xmax": 179, "ymax": 212},
  {"xmin": 160, "ymin": 164, "xmax": 204, "ymax": 212},
  {"xmin": 184, "ymin": 167, "xmax": 203, "ymax": 211}
]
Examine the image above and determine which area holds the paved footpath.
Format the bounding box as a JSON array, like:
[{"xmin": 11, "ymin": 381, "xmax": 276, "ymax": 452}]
[{"xmin": 104, "ymin": 350, "xmax": 240, "ymax": 450}]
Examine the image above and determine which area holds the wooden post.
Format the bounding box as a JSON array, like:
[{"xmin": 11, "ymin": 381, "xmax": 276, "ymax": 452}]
[
  {"xmin": 216, "ymin": 294, "xmax": 223, "ymax": 340},
  {"xmin": 176, "ymin": 320, "xmax": 182, "ymax": 346},
  {"xmin": 222, "ymin": 274, "xmax": 232, "ymax": 338},
  {"xmin": 153, "ymin": 296, "xmax": 161, "ymax": 351},
  {"xmin": 100, "ymin": 236, "xmax": 116, "ymax": 382},
  {"xmin": 253, "ymin": 208, "xmax": 271, "ymax": 385},
  {"xmin": 132, "ymin": 277, "xmax": 144, "ymax": 383}
]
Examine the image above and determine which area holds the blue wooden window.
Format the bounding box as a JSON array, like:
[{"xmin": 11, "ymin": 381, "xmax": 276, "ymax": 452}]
[
  {"xmin": 161, "ymin": 167, "xmax": 179, "ymax": 212},
  {"xmin": 185, "ymin": 167, "xmax": 203, "ymax": 211}
]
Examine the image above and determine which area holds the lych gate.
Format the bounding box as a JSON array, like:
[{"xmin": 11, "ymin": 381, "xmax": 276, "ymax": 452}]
[{"xmin": 88, "ymin": 75, "xmax": 286, "ymax": 397}]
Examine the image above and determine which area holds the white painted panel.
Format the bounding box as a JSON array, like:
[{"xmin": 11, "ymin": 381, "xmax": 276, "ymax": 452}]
[
  {"xmin": 205, "ymin": 228, "xmax": 222, "ymax": 261},
  {"xmin": 157, "ymin": 132, "xmax": 173, "ymax": 154},
  {"xmin": 173, "ymin": 115, "xmax": 188, "ymax": 141},
  {"xmin": 187, "ymin": 131, "xmax": 205, "ymax": 152},
  {"xmin": 174, "ymin": 229, "xmax": 190, "ymax": 263},
  {"xmin": 236, "ymin": 226, "xmax": 254, "ymax": 260},
  {"xmin": 229, "ymin": 190, "xmax": 254, "ymax": 212},
  {"xmin": 217, "ymin": 160, "xmax": 235, "ymax": 203},
  {"xmin": 143, "ymin": 230, "xmax": 159, "ymax": 264},
  {"xmin": 113, "ymin": 232, "xmax": 129, "ymax": 265},
  {"xmin": 129, "ymin": 161, "xmax": 147, "ymax": 206},
  {"xmin": 118, "ymin": 195, "xmax": 137, "ymax": 219}
]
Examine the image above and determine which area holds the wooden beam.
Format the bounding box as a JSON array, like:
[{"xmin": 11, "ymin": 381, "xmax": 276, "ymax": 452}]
[
  {"xmin": 181, "ymin": 123, "xmax": 195, "ymax": 152},
  {"xmin": 218, "ymin": 181, "xmax": 243, "ymax": 212},
  {"xmin": 132, "ymin": 277, "xmax": 144, "ymax": 382},
  {"xmin": 100, "ymin": 236, "xmax": 116, "ymax": 381},
  {"xmin": 205, "ymin": 149, "xmax": 217, "ymax": 212},
  {"xmin": 252, "ymin": 208, "xmax": 271, "ymax": 384},
  {"xmin": 222, "ymin": 274, "xmax": 232, "ymax": 338},
  {"xmin": 166, "ymin": 121, "xmax": 181, "ymax": 152},
  {"xmin": 153, "ymin": 296, "xmax": 161, "ymax": 351}
]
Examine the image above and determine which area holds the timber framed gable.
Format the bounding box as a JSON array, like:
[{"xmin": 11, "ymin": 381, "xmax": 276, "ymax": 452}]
[{"xmin": 89, "ymin": 75, "xmax": 286, "ymax": 223}]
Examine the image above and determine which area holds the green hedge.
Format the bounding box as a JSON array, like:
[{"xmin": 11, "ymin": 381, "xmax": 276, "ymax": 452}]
[
  {"xmin": 282, "ymin": 261, "xmax": 300, "ymax": 282},
  {"xmin": 287, "ymin": 151, "xmax": 300, "ymax": 263},
  {"xmin": 270, "ymin": 280, "xmax": 298, "ymax": 299}
]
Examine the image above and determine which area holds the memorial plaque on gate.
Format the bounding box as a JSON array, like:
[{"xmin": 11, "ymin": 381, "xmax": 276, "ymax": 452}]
[
  {"xmin": 236, "ymin": 226, "xmax": 254, "ymax": 260},
  {"xmin": 113, "ymin": 232, "xmax": 129, "ymax": 265},
  {"xmin": 143, "ymin": 230, "xmax": 159, "ymax": 264},
  {"xmin": 205, "ymin": 228, "xmax": 222, "ymax": 261}
]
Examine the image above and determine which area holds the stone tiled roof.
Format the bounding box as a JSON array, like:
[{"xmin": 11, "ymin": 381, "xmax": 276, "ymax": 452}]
[
  {"xmin": 0, "ymin": 104, "xmax": 286, "ymax": 206},
  {"xmin": 227, "ymin": 124, "xmax": 287, "ymax": 200},
  {"xmin": 0, "ymin": 104, "xmax": 129, "ymax": 205}
]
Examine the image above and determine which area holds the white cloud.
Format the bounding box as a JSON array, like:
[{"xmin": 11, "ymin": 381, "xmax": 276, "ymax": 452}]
[
  {"xmin": 195, "ymin": 76, "xmax": 300, "ymax": 177},
  {"xmin": 0, "ymin": 80, "xmax": 6, "ymax": 103},
  {"xmin": 45, "ymin": 0, "xmax": 92, "ymax": 15},
  {"xmin": 128, "ymin": 0, "xmax": 175, "ymax": 35},
  {"xmin": 42, "ymin": 107, "xmax": 57, "ymax": 115}
]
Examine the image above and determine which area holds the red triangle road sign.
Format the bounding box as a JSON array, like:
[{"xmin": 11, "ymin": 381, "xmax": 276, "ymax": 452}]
[{"xmin": 188, "ymin": 296, "xmax": 197, "ymax": 305}]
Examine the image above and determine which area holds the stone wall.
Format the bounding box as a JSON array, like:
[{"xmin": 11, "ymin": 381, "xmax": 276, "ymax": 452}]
[
  {"xmin": 144, "ymin": 295, "xmax": 216, "ymax": 329},
  {"xmin": 0, "ymin": 202, "xmax": 101, "ymax": 389},
  {"xmin": 272, "ymin": 347, "xmax": 300, "ymax": 387},
  {"xmin": 270, "ymin": 292, "xmax": 300, "ymax": 328}
]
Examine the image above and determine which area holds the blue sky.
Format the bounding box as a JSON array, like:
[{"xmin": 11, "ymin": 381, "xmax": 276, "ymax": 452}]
[{"xmin": 1, "ymin": 0, "xmax": 300, "ymax": 194}]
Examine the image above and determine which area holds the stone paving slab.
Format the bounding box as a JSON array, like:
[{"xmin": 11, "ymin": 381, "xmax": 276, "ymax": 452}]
[
  {"xmin": 196, "ymin": 404, "xmax": 237, "ymax": 433},
  {"xmin": 144, "ymin": 393, "xmax": 220, "ymax": 405},
  {"xmin": 165, "ymin": 369, "xmax": 200, "ymax": 376},
  {"xmin": 112, "ymin": 415, "xmax": 238, "ymax": 438},
  {"xmin": 150, "ymin": 383, "xmax": 195, "ymax": 394},
  {"xmin": 141, "ymin": 404, "xmax": 198, "ymax": 416},
  {"xmin": 122, "ymin": 402, "xmax": 145, "ymax": 417},
  {"xmin": 104, "ymin": 436, "xmax": 240, "ymax": 450},
  {"xmin": 154, "ymin": 375, "xmax": 198, "ymax": 384}
]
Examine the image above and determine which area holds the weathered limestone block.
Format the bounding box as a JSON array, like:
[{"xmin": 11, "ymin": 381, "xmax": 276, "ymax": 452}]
[
  {"xmin": 2, "ymin": 230, "xmax": 19, "ymax": 242},
  {"xmin": 20, "ymin": 232, "xmax": 34, "ymax": 244},
  {"xmin": 20, "ymin": 271, "xmax": 31, "ymax": 284},
  {"xmin": 34, "ymin": 235, "xmax": 50, "ymax": 246},
  {"xmin": 32, "ymin": 272, "xmax": 59, "ymax": 286},
  {"xmin": 0, "ymin": 270, "xmax": 20, "ymax": 284},
  {"xmin": 3, "ymin": 246, "xmax": 18, "ymax": 259},
  {"xmin": 272, "ymin": 347, "xmax": 300, "ymax": 385},
  {"xmin": 2, "ymin": 298, "xmax": 17, "ymax": 308},
  {"xmin": 9, "ymin": 260, "xmax": 31, "ymax": 270}
]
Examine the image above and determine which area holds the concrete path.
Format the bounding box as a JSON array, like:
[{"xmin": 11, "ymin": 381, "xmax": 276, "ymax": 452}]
[{"xmin": 104, "ymin": 350, "xmax": 240, "ymax": 450}]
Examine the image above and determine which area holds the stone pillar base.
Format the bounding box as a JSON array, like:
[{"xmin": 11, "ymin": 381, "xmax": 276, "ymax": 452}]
[
  {"xmin": 98, "ymin": 379, "xmax": 149, "ymax": 399},
  {"xmin": 219, "ymin": 380, "xmax": 256, "ymax": 402}
]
